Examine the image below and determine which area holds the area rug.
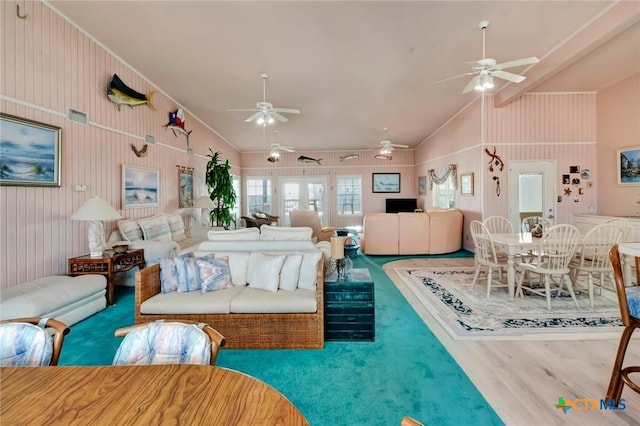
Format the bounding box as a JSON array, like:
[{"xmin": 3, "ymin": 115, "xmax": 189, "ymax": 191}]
[{"xmin": 394, "ymin": 267, "xmax": 623, "ymax": 341}]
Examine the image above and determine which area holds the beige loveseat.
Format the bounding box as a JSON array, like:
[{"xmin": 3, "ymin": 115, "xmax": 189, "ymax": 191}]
[
  {"xmin": 134, "ymin": 231, "xmax": 325, "ymax": 349},
  {"xmin": 360, "ymin": 209, "xmax": 463, "ymax": 255}
]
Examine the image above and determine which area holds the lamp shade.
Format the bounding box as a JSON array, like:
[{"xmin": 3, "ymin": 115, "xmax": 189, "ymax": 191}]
[
  {"xmin": 193, "ymin": 196, "xmax": 215, "ymax": 209},
  {"xmin": 70, "ymin": 197, "xmax": 122, "ymax": 221}
]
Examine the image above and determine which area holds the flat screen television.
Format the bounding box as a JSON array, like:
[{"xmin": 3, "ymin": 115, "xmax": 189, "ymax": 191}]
[{"xmin": 385, "ymin": 198, "xmax": 417, "ymax": 213}]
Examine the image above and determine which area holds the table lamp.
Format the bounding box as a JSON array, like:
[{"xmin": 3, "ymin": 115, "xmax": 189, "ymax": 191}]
[
  {"xmin": 194, "ymin": 195, "xmax": 216, "ymax": 226},
  {"xmin": 70, "ymin": 196, "xmax": 122, "ymax": 257},
  {"xmin": 331, "ymin": 236, "xmax": 349, "ymax": 279}
]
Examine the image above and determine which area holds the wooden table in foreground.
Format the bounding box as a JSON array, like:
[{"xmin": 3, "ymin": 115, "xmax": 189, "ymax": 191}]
[{"xmin": 0, "ymin": 365, "xmax": 308, "ymax": 425}]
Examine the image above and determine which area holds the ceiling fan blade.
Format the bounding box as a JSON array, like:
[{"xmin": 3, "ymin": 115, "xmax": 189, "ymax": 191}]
[
  {"xmin": 281, "ymin": 147, "xmax": 295, "ymax": 152},
  {"xmin": 496, "ymin": 56, "xmax": 539, "ymax": 69},
  {"xmin": 462, "ymin": 76, "xmax": 479, "ymax": 94},
  {"xmin": 228, "ymin": 108, "xmax": 259, "ymax": 112},
  {"xmin": 434, "ymin": 72, "xmax": 477, "ymax": 85},
  {"xmin": 244, "ymin": 112, "xmax": 262, "ymax": 123},
  {"xmin": 390, "ymin": 143, "xmax": 409, "ymax": 149},
  {"xmin": 271, "ymin": 112, "xmax": 289, "ymax": 123},
  {"xmin": 492, "ymin": 70, "xmax": 526, "ymax": 83},
  {"xmin": 272, "ymin": 108, "xmax": 300, "ymax": 114}
]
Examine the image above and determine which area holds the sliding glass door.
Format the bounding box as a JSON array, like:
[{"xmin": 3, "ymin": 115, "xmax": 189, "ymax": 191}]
[{"xmin": 279, "ymin": 177, "xmax": 329, "ymax": 225}]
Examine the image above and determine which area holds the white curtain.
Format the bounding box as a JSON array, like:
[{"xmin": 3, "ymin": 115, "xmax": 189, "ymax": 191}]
[{"xmin": 428, "ymin": 164, "xmax": 457, "ymax": 190}]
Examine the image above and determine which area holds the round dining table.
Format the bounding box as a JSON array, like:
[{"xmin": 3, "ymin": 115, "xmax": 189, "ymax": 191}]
[{"xmin": 0, "ymin": 364, "xmax": 309, "ymax": 425}]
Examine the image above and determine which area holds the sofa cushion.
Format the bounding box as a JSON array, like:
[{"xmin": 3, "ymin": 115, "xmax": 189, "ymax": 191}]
[
  {"xmin": 260, "ymin": 225, "xmax": 313, "ymax": 241},
  {"xmin": 166, "ymin": 214, "xmax": 187, "ymax": 242},
  {"xmin": 0, "ymin": 275, "xmax": 107, "ymax": 320},
  {"xmin": 230, "ymin": 287, "xmax": 317, "ymax": 313},
  {"xmin": 209, "ymin": 251, "xmax": 251, "ymax": 286},
  {"xmin": 176, "ymin": 256, "xmax": 201, "ymax": 293},
  {"xmin": 138, "ymin": 214, "xmax": 172, "ymax": 242},
  {"xmin": 140, "ymin": 286, "xmax": 246, "ymax": 315},
  {"xmin": 159, "ymin": 253, "xmax": 194, "ymax": 294},
  {"xmin": 248, "ymin": 253, "xmax": 286, "ymax": 293},
  {"xmin": 280, "ymin": 254, "xmax": 303, "ymax": 291},
  {"xmin": 207, "ymin": 228, "xmax": 260, "ymax": 241},
  {"xmin": 197, "ymin": 257, "xmax": 232, "ymax": 293},
  {"xmin": 298, "ymin": 251, "xmax": 323, "ymax": 291},
  {"xmin": 118, "ymin": 218, "xmax": 143, "ymax": 242}
]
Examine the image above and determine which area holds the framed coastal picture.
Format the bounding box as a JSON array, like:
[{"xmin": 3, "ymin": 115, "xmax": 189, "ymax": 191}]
[
  {"xmin": 178, "ymin": 167, "xmax": 193, "ymax": 208},
  {"xmin": 0, "ymin": 113, "xmax": 62, "ymax": 187},
  {"xmin": 372, "ymin": 173, "xmax": 400, "ymax": 193},
  {"xmin": 460, "ymin": 172, "xmax": 474, "ymax": 195},
  {"xmin": 418, "ymin": 175, "xmax": 427, "ymax": 195},
  {"xmin": 122, "ymin": 165, "xmax": 159, "ymax": 208},
  {"xmin": 617, "ymin": 146, "xmax": 640, "ymax": 185}
]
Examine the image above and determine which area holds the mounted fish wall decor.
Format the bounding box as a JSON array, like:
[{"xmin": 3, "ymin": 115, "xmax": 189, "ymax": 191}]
[
  {"xmin": 107, "ymin": 74, "xmax": 156, "ymax": 111},
  {"xmin": 164, "ymin": 108, "xmax": 192, "ymax": 148},
  {"xmin": 297, "ymin": 155, "xmax": 322, "ymax": 165},
  {"xmin": 340, "ymin": 154, "xmax": 359, "ymax": 162}
]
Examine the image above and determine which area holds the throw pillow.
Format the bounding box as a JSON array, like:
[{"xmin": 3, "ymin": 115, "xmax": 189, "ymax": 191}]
[
  {"xmin": 166, "ymin": 214, "xmax": 187, "ymax": 242},
  {"xmin": 298, "ymin": 251, "xmax": 323, "ymax": 291},
  {"xmin": 248, "ymin": 253, "xmax": 286, "ymax": 293},
  {"xmin": 138, "ymin": 214, "xmax": 172, "ymax": 242},
  {"xmin": 175, "ymin": 255, "xmax": 201, "ymax": 293},
  {"xmin": 197, "ymin": 256, "xmax": 232, "ymax": 293},
  {"xmin": 279, "ymin": 254, "xmax": 303, "ymax": 291},
  {"xmin": 118, "ymin": 218, "xmax": 143, "ymax": 242}
]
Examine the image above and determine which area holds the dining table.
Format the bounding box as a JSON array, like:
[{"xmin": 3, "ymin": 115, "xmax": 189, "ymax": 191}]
[
  {"xmin": 490, "ymin": 232, "xmax": 540, "ymax": 299},
  {"xmin": 0, "ymin": 364, "xmax": 309, "ymax": 425}
]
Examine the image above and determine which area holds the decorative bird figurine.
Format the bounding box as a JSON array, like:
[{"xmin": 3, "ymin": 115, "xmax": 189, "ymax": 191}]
[{"xmin": 131, "ymin": 143, "xmax": 148, "ymax": 157}]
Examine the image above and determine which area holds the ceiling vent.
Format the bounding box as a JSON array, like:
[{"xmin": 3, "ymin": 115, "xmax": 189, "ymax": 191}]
[
  {"xmin": 144, "ymin": 134, "xmax": 156, "ymax": 144},
  {"xmin": 67, "ymin": 108, "xmax": 88, "ymax": 125}
]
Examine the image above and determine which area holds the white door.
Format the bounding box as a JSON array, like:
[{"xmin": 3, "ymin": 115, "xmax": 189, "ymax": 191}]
[
  {"xmin": 508, "ymin": 160, "xmax": 556, "ymax": 231},
  {"xmin": 280, "ymin": 177, "xmax": 329, "ymax": 225}
]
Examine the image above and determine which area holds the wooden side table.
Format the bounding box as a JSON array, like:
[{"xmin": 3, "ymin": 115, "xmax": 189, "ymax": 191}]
[
  {"xmin": 324, "ymin": 268, "xmax": 375, "ymax": 341},
  {"xmin": 68, "ymin": 249, "xmax": 145, "ymax": 305}
]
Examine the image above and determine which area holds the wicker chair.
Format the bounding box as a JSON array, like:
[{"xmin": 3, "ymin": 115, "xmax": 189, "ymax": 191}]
[
  {"xmin": 0, "ymin": 317, "xmax": 70, "ymax": 366},
  {"xmin": 113, "ymin": 320, "xmax": 226, "ymax": 366}
]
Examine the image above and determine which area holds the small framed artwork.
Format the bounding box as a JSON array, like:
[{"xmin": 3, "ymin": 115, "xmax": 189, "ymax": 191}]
[
  {"xmin": 562, "ymin": 174, "xmax": 570, "ymax": 185},
  {"xmin": 460, "ymin": 172, "xmax": 474, "ymax": 195},
  {"xmin": 617, "ymin": 146, "xmax": 640, "ymax": 185},
  {"xmin": 569, "ymin": 166, "xmax": 580, "ymax": 173},
  {"xmin": 122, "ymin": 165, "xmax": 159, "ymax": 208},
  {"xmin": 418, "ymin": 175, "xmax": 427, "ymax": 195},
  {"xmin": 0, "ymin": 113, "xmax": 62, "ymax": 187},
  {"xmin": 178, "ymin": 167, "xmax": 193, "ymax": 208},
  {"xmin": 372, "ymin": 173, "xmax": 400, "ymax": 193}
]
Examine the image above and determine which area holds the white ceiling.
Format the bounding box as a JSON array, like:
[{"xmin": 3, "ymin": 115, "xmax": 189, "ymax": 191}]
[{"xmin": 47, "ymin": 1, "xmax": 640, "ymax": 153}]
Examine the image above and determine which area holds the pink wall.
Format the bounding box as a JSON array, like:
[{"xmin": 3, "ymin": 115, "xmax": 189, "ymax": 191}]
[
  {"xmin": 0, "ymin": 2, "xmax": 239, "ymax": 288},
  {"xmin": 596, "ymin": 73, "xmax": 640, "ymax": 215}
]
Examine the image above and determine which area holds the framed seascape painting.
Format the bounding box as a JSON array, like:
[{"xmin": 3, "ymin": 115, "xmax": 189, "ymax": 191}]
[
  {"xmin": 122, "ymin": 165, "xmax": 159, "ymax": 208},
  {"xmin": 617, "ymin": 146, "xmax": 640, "ymax": 185},
  {"xmin": 372, "ymin": 173, "xmax": 400, "ymax": 193},
  {"xmin": 178, "ymin": 167, "xmax": 194, "ymax": 208},
  {"xmin": 418, "ymin": 175, "xmax": 427, "ymax": 195},
  {"xmin": 0, "ymin": 113, "xmax": 62, "ymax": 187}
]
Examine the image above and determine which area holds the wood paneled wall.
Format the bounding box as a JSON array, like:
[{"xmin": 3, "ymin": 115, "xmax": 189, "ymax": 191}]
[{"xmin": 0, "ymin": 1, "xmax": 239, "ymax": 288}]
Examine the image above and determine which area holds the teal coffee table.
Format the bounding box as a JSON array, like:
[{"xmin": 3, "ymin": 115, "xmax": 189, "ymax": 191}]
[{"xmin": 324, "ymin": 268, "xmax": 375, "ymax": 341}]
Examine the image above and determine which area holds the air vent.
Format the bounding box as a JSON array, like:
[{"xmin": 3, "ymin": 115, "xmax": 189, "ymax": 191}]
[
  {"xmin": 67, "ymin": 108, "xmax": 88, "ymax": 125},
  {"xmin": 144, "ymin": 134, "xmax": 156, "ymax": 144}
]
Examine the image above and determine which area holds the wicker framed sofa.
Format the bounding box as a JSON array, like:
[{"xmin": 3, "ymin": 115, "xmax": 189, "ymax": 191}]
[{"xmin": 133, "ymin": 232, "xmax": 325, "ymax": 349}]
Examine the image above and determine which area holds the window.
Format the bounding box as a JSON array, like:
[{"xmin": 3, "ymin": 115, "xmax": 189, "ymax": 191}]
[
  {"xmin": 432, "ymin": 175, "xmax": 455, "ymax": 208},
  {"xmin": 246, "ymin": 177, "xmax": 271, "ymax": 214},
  {"xmin": 337, "ymin": 176, "xmax": 362, "ymax": 215},
  {"xmin": 230, "ymin": 175, "xmax": 241, "ymax": 229}
]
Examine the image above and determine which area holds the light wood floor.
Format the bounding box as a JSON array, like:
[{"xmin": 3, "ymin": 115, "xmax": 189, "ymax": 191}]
[{"xmin": 384, "ymin": 258, "xmax": 640, "ymax": 426}]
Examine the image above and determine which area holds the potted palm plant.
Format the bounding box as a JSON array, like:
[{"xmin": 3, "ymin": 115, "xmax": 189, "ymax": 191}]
[{"xmin": 205, "ymin": 150, "xmax": 237, "ymax": 229}]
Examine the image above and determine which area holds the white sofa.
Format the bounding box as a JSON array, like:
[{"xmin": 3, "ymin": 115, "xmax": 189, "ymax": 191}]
[
  {"xmin": 134, "ymin": 229, "xmax": 325, "ymax": 349},
  {"xmin": 0, "ymin": 275, "xmax": 107, "ymax": 326}
]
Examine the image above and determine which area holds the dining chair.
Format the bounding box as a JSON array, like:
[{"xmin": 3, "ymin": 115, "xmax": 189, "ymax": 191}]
[
  {"xmin": 521, "ymin": 216, "xmax": 553, "ymax": 234},
  {"xmin": 515, "ymin": 224, "xmax": 581, "ymax": 310},
  {"xmin": 483, "ymin": 216, "xmax": 514, "ymax": 234},
  {"xmin": 400, "ymin": 416, "xmax": 423, "ymax": 426},
  {"xmin": 605, "ymin": 218, "xmax": 632, "ymax": 241},
  {"xmin": 289, "ymin": 210, "xmax": 335, "ymax": 242},
  {"xmin": 470, "ymin": 220, "xmax": 509, "ymax": 297},
  {"xmin": 569, "ymin": 223, "xmax": 624, "ymax": 307},
  {"xmin": 0, "ymin": 317, "xmax": 70, "ymax": 366},
  {"xmin": 113, "ymin": 320, "xmax": 226, "ymax": 366},
  {"xmin": 605, "ymin": 244, "xmax": 640, "ymax": 405}
]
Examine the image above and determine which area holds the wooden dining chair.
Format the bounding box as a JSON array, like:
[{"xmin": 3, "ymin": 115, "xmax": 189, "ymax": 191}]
[
  {"xmin": 113, "ymin": 320, "xmax": 226, "ymax": 366},
  {"xmin": 400, "ymin": 416, "xmax": 423, "ymax": 426},
  {"xmin": 515, "ymin": 224, "xmax": 581, "ymax": 310},
  {"xmin": 606, "ymin": 244, "xmax": 640, "ymax": 405},
  {"xmin": 569, "ymin": 223, "xmax": 624, "ymax": 306},
  {"xmin": 0, "ymin": 317, "xmax": 70, "ymax": 366},
  {"xmin": 470, "ymin": 220, "xmax": 509, "ymax": 297},
  {"xmin": 483, "ymin": 216, "xmax": 514, "ymax": 234}
]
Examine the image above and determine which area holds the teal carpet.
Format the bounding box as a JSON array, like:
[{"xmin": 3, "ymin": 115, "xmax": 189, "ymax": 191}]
[{"xmin": 60, "ymin": 250, "xmax": 503, "ymax": 426}]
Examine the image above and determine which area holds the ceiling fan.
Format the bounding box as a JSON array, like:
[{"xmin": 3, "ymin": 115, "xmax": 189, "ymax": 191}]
[
  {"xmin": 435, "ymin": 20, "xmax": 539, "ymax": 94},
  {"xmin": 229, "ymin": 73, "xmax": 300, "ymax": 125},
  {"xmin": 268, "ymin": 131, "xmax": 295, "ymax": 161},
  {"xmin": 368, "ymin": 128, "xmax": 409, "ymax": 155}
]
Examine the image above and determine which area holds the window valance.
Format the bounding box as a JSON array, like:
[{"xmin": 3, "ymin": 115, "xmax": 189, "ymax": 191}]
[{"xmin": 428, "ymin": 164, "xmax": 457, "ymax": 190}]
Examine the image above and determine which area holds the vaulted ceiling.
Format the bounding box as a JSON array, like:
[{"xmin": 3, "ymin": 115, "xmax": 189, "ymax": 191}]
[{"xmin": 47, "ymin": 1, "xmax": 640, "ymax": 153}]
